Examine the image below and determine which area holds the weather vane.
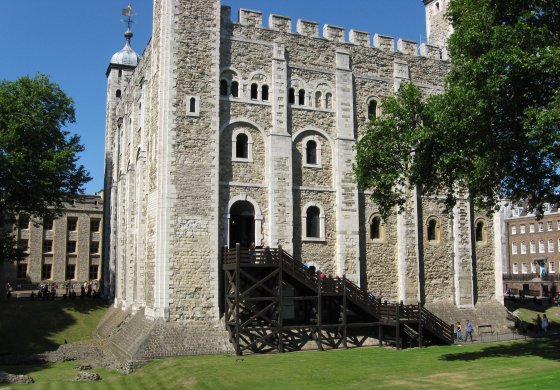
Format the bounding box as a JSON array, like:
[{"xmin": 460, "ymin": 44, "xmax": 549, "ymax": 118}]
[{"xmin": 121, "ymin": 3, "xmax": 136, "ymax": 30}]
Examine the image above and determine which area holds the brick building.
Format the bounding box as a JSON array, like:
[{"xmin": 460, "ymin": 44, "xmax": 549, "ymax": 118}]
[
  {"xmin": 2, "ymin": 195, "xmax": 103, "ymax": 287},
  {"xmin": 503, "ymin": 204, "xmax": 560, "ymax": 298}
]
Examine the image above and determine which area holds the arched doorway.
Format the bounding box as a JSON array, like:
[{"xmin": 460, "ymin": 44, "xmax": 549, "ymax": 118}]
[{"xmin": 229, "ymin": 201, "xmax": 255, "ymax": 248}]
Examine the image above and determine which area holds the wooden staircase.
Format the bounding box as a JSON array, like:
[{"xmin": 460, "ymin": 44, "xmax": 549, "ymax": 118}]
[{"xmin": 223, "ymin": 246, "xmax": 454, "ymax": 355}]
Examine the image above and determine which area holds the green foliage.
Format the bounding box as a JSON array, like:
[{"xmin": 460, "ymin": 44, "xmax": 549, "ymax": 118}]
[
  {"xmin": 355, "ymin": 0, "xmax": 560, "ymax": 216},
  {"xmin": 0, "ymin": 75, "xmax": 91, "ymax": 261}
]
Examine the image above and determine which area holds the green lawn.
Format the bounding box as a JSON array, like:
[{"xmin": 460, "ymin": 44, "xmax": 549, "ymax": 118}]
[
  {"xmin": 512, "ymin": 306, "xmax": 560, "ymax": 327},
  {"xmin": 0, "ymin": 299, "xmax": 109, "ymax": 355},
  {"xmin": 3, "ymin": 338, "xmax": 560, "ymax": 389}
]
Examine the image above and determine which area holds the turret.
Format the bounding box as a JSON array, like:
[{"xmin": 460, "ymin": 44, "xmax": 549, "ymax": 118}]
[{"xmin": 423, "ymin": 0, "xmax": 453, "ymax": 59}]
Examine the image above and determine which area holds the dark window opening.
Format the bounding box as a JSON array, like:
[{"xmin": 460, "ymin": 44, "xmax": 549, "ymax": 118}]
[
  {"xmin": 43, "ymin": 240, "xmax": 53, "ymax": 253},
  {"xmin": 66, "ymin": 264, "xmax": 76, "ymax": 280},
  {"xmin": 89, "ymin": 265, "xmax": 99, "ymax": 280},
  {"xmin": 220, "ymin": 80, "xmax": 228, "ymax": 96},
  {"xmin": 298, "ymin": 89, "xmax": 306, "ymax": 105},
  {"xmin": 306, "ymin": 140, "xmax": 317, "ymax": 165},
  {"xmin": 67, "ymin": 241, "xmax": 77, "ymax": 253},
  {"xmin": 67, "ymin": 218, "xmax": 78, "ymax": 232},
  {"xmin": 288, "ymin": 88, "xmax": 295, "ymax": 104},
  {"xmin": 18, "ymin": 214, "xmax": 30, "ymax": 230},
  {"xmin": 370, "ymin": 217, "xmax": 382, "ymax": 240},
  {"xmin": 189, "ymin": 97, "xmax": 196, "ymax": 113},
  {"xmin": 231, "ymin": 81, "xmax": 239, "ymax": 98},
  {"xmin": 315, "ymin": 91, "xmax": 322, "ymax": 108},
  {"xmin": 428, "ymin": 219, "xmax": 438, "ymax": 241},
  {"xmin": 306, "ymin": 206, "xmax": 321, "ymax": 238},
  {"xmin": 17, "ymin": 263, "xmax": 27, "ymax": 279},
  {"xmin": 42, "ymin": 264, "xmax": 52, "ymax": 280},
  {"xmin": 116, "ymin": 89, "xmax": 122, "ymax": 98},
  {"xmin": 368, "ymin": 100, "xmax": 377, "ymax": 119},
  {"xmin": 118, "ymin": 69, "xmax": 122, "ymax": 78},
  {"xmin": 476, "ymin": 221, "xmax": 485, "ymax": 242},
  {"xmin": 326, "ymin": 93, "xmax": 333, "ymax": 110},
  {"xmin": 43, "ymin": 216, "xmax": 54, "ymax": 230},
  {"xmin": 90, "ymin": 219, "xmax": 100, "ymax": 232},
  {"xmin": 262, "ymin": 85, "xmax": 269, "ymax": 101},
  {"xmin": 236, "ymin": 133, "xmax": 249, "ymax": 159},
  {"xmin": 251, "ymin": 83, "xmax": 258, "ymax": 100}
]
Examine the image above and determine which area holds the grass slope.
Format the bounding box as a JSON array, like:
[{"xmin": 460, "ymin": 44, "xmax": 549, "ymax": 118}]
[
  {"xmin": 0, "ymin": 299, "xmax": 108, "ymax": 355},
  {"xmin": 3, "ymin": 338, "xmax": 560, "ymax": 389}
]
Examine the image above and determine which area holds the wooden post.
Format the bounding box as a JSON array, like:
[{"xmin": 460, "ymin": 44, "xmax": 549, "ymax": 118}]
[
  {"xmin": 278, "ymin": 245, "xmax": 284, "ymax": 353},
  {"xmin": 235, "ymin": 243, "xmax": 241, "ymax": 356},
  {"xmin": 342, "ymin": 275, "xmax": 348, "ymax": 349},
  {"xmin": 418, "ymin": 301, "xmax": 423, "ymax": 348},
  {"xmin": 395, "ymin": 302, "xmax": 401, "ymax": 350},
  {"xmin": 317, "ymin": 273, "xmax": 323, "ymax": 351}
]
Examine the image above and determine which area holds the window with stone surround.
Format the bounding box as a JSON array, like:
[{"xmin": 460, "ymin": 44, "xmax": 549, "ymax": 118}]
[
  {"xmin": 557, "ymin": 220, "xmax": 560, "ymax": 231},
  {"xmin": 232, "ymin": 129, "xmax": 253, "ymax": 162},
  {"xmin": 538, "ymin": 222, "xmax": 544, "ymax": 232},
  {"xmin": 90, "ymin": 241, "xmax": 100, "ymax": 254},
  {"xmin": 548, "ymin": 221, "xmax": 553, "ymax": 231},
  {"xmin": 522, "ymin": 263, "xmax": 528, "ymax": 274},
  {"xmin": 548, "ymin": 239, "xmax": 554, "ymax": 253},
  {"xmin": 325, "ymin": 93, "xmax": 333, "ymax": 110},
  {"xmin": 303, "ymin": 202, "xmax": 325, "ymax": 241},
  {"xmin": 529, "ymin": 223, "xmax": 535, "ymax": 233},
  {"xmin": 66, "ymin": 264, "xmax": 76, "ymax": 280},
  {"xmin": 298, "ymin": 89, "xmax": 306, "ymax": 106},
  {"xmin": 521, "ymin": 241, "xmax": 527, "ymax": 254},
  {"xmin": 262, "ymin": 85, "xmax": 269, "ymax": 101},
  {"xmin": 512, "ymin": 242, "xmax": 517, "ymax": 255},
  {"xmin": 67, "ymin": 217, "xmax": 78, "ymax": 232},
  {"xmin": 18, "ymin": 214, "xmax": 30, "ymax": 230},
  {"xmin": 369, "ymin": 215, "xmax": 384, "ymax": 242},
  {"xmin": 367, "ymin": 98, "xmax": 379, "ymax": 119},
  {"xmin": 520, "ymin": 224, "xmax": 526, "ymax": 234},
  {"xmin": 67, "ymin": 240, "xmax": 77, "ymax": 254},
  {"xmin": 89, "ymin": 265, "xmax": 99, "ymax": 280},
  {"xmin": 426, "ymin": 217, "xmax": 440, "ymax": 243},
  {"xmin": 231, "ymin": 81, "xmax": 239, "ymax": 98},
  {"xmin": 475, "ymin": 219, "xmax": 487, "ymax": 243},
  {"xmin": 539, "ymin": 240, "xmax": 545, "ymax": 253},
  {"xmin": 530, "ymin": 240, "xmax": 536, "ymax": 253},
  {"xmin": 43, "ymin": 240, "xmax": 53, "ymax": 253},
  {"xmin": 550, "ymin": 262, "xmax": 556, "ymax": 273},
  {"xmin": 42, "ymin": 264, "xmax": 52, "ymax": 280},
  {"xmin": 531, "ymin": 262, "xmax": 536, "ymax": 273},
  {"xmin": 513, "ymin": 263, "xmax": 519, "ymax": 274},
  {"xmin": 251, "ymin": 83, "xmax": 258, "ymax": 100},
  {"xmin": 302, "ymin": 135, "xmax": 322, "ymax": 168},
  {"xmin": 315, "ymin": 91, "xmax": 322, "ymax": 108},
  {"xmin": 511, "ymin": 225, "xmax": 516, "ymax": 235},
  {"xmin": 288, "ymin": 88, "xmax": 295, "ymax": 104},
  {"xmin": 90, "ymin": 219, "xmax": 100, "ymax": 233},
  {"xmin": 43, "ymin": 216, "xmax": 54, "ymax": 231}
]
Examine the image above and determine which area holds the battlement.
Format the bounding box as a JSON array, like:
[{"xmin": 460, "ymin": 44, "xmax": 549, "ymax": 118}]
[{"xmin": 222, "ymin": 6, "xmax": 443, "ymax": 60}]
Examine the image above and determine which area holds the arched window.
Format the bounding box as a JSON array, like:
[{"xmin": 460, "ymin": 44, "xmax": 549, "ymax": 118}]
[
  {"xmin": 262, "ymin": 85, "xmax": 269, "ymax": 101},
  {"xmin": 325, "ymin": 93, "xmax": 333, "ymax": 110},
  {"xmin": 116, "ymin": 89, "xmax": 122, "ymax": 98},
  {"xmin": 306, "ymin": 206, "xmax": 320, "ymax": 238},
  {"xmin": 231, "ymin": 81, "xmax": 239, "ymax": 98},
  {"xmin": 298, "ymin": 89, "xmax": 306, "ymax": 105},
  {"xmin": 189, "ymin": 97, "xmax": 196, "ymax": 113},
  {"xmin": 368, "ymin": 100, "xmax": 378, "ymax": 119},
  {"xmin": 235, "ymin": 133, "xmax": 248, "ymax": 159},
  {"xmin": 288, "ymin": 88, "xmax": 295, "ymax": 104},
  {"xmin": 370, "ymin": 216, "xmax": 383, "ymax": 240},
  {"xmin": 220, "ymin": 80, "xmax": 228, "ymax": 96},
  {"xmin": 118, "ymin": 69, "xmax": 122, "ymax": 79},
  {"xmin": 251, "ymin": 83, "xmax": 258, "ymax": 100},
  {"xmin": 427, "ymin": 218, "xmax": 440, "ymax": 242},
  {"xmin": 306, "ymin": 140, "xmax": 317, "ymax": 165},
  {"xmin": 315, "ymin": 91, "xmax": 322, "ymax": 108},
  {"xmin": 475, "ymin": 220, "xmax": 487, "ymax": 243}
]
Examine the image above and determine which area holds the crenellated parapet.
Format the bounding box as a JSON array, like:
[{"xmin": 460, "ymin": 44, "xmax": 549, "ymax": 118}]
[{"xmin": 224, "ymin": 6, "xmax": 444, "ymax": 61}]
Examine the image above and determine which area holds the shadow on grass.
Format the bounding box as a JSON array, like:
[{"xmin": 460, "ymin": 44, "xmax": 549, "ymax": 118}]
[
  {"xmin": 440, "ymin": 337, "xmax": 560, "ymax": 362},
  {"xmin": 0, "ymin": 298, "xmax": 108, "ymax": 357}
]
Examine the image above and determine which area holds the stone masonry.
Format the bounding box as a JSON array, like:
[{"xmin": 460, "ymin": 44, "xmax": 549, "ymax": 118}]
[{"xmin": 101, "ymin": 0, "xmax": 507, "ymax": 362}]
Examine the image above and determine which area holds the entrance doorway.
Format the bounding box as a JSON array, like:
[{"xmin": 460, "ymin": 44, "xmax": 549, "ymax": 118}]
[{"xmin": 229, "ymin": 201, "xmax": 255, "ymax": 248}]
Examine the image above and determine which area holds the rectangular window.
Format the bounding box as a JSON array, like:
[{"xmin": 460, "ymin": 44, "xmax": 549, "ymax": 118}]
[
  {"xmin": 66, "ymin": 264, "xmax": 76, "ymax": 280},
  {"xmin": 90, "ymin": 241, "xmax": 100, "ymax": 254},
  {"xmin": 549, "ymin": 239, "xmax": 554, "ymax": 253},
  {"xmin": 547, "ymin": 221, "xmax": 553, "ymax": 232},
  {"xmin": 67, "ymin": 217, "xmax": 78, "ymax": 232},
  {"xmin": 557, "ymin": 220, "xmax": 560, "ymax": 231},
  {"xmin": 511, "ymin": 225, "xmax": 517, "ymax": 235},
  {"xmin": 529, "ymin": 224, "xmax": 535, "ymax": 233},
  {"xmin": 520, "ymin": 225, "xmax": 526, "ymax": 234},
  {"xmin": 512, "ymin": 243, "xmax": 518, "ymax": 255},
  {"xmin": 42, "ymin": 264, "xmax": 52, "ymax": 280},
  {"xmin": 521, "ymin": 242, "xmax": 527, "ymax": 254},
  {"xmin": 538, "ymin": 222, "xmax": 543, "ymax": 232},
  {"xmin": 539, "ymin": 240, "xmax": 545, "ymax": 253},
  {"xmin": 43, "ymin": 216, "xmax": 54, "ymax": 231},
  {"xmin": 89, "ymin": 265, "xmax": 99, "ymax": 280},
  {"xmin": 550, "ymin": 262, "xmax": 556, "ymax": 274},
  {"xmin": 90, "ymin": 219, "xmax": 101, "ymax": 233},
  {"xmin": 513, "ymin": 263, "xmax": 519, "ymax": 274},
  {"xmin": 67, "ymin": 241, "xmax": 77, "ymax": 253},
  {"xmin": 531, "ymin": 263, "xmax": 537, "ymax": 274},
  {"xmin": 18, "ymin": 239, "xmax": 29, "ymax": 252},
  {"xmin": 17, "ymin": 263, "xmax": 28, "ymax": 279},
  {"xmin": 530, "ymin": 241, "xmax": 536, "ymax": 254},
  {"xmin": 18, "ymin": 214, "xmax": 30, "ymax": 230},
  {"xmin": 522, "ymin": 263, "xmax": 528, "ymax": 274},
  {"xmin": 43, "ymin": 240, "xmax": 53, "ymax": 253}
]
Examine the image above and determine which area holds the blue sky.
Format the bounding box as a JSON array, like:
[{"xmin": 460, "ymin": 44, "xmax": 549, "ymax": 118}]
[{"xmin": 0, "ymin": 1, "xmax": 426, "ymax": 194}]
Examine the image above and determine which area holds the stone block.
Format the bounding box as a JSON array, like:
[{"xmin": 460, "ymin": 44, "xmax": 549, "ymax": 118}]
[
  {"xmin": 349, "ymin": 30, "xmax": 371, "ymax": 47},
  {"xmin": 323, "ymin": 25, "xmax": 345, "ymax": 43},
  {"xmin": 397, "ymin": 39, "xmax": 418, "ymax": 56},
  {"xmin": 297, "ymin": 19, "xmax": 319, "ymax": 37},
  {"xmin": 373, "ymin": 34, "xmax": 394, "ymax": 52},
  {"xmin": 238, "ymin": 9, "xmax": 262, "ymax": 28},
  {"xmin": 269, "ymin": 14, "xmax": 292, "ymax": 33}
]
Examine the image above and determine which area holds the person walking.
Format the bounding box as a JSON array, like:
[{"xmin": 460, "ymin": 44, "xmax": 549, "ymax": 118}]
[
  {"xmin": 455, "ymin": 322, "xmax": 462, "ymax": 343},
  {"xmin": 542, "ymin": 314, "xmax": 549, "ymax": 334},
  {"xmin": 464, "ymin": 320, "xmax": 474, "ymax": 342}
]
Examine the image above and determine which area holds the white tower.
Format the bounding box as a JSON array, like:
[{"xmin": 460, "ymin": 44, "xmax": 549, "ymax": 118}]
[{"xmin": 423, "ymin": 0, "xmax": 453, "ymax": 59}]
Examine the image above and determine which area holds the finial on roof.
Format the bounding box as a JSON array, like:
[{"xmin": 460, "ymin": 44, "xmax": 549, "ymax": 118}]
[{"xmin": 108, "ymin": 3, "xmax": 140, "ymax": 69}]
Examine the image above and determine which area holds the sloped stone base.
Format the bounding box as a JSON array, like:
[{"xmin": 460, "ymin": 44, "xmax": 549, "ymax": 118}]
[
  {"xmin": 95, "ymin": 306, "xmax": 233, "ymax": 369},
  {"xmin": 425, "ymin": 300, "xmax": 514, "ymax": 332}
]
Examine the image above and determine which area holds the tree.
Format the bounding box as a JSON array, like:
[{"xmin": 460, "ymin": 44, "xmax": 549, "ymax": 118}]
[
  {"xmin": 0, "ymin": 74, "xmax": 91, "ymax": 262},
  {"xmin": 355, "ymin": 0, "xmax": 560, "ymax": 217}
]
